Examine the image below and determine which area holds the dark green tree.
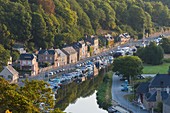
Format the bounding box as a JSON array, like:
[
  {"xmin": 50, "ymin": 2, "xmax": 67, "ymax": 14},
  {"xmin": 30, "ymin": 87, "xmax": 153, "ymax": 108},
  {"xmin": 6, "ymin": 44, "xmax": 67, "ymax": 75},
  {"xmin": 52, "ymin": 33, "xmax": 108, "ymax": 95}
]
[
  {"xmin": 11, "ymin": 50, "xmax": 20, "ymax": 62},
  {"xmin": 136, "ymin": 42, "xmax": 164, "ymax": 65},
  {"xmin": 0, "ymin": 44, "xmax": 10, "ymax": 71},
  {"xmin": 160, "ymin": 38, "xmax": 170, "ymax": 54},
  {"xmin": 32, "ymin": 12, "xmax": 47, "ymax": 48},
  {"xmin": 112, "ymin": 56, "xmax": 143, "ymax": 81},
  {"xmin": 127, "ymin": 5, "xmax": 146, "ymax": 31}
]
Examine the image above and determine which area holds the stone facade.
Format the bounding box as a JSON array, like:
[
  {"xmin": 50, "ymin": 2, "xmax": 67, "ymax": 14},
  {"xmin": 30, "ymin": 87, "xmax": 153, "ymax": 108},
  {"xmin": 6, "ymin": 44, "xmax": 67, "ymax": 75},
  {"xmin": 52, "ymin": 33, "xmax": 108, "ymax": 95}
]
[
  {"xmin": 55, "ymin": 49, "xmax": 67, "ymax": 67},
  {"xmin": 0, "ymin": 65, "xmax": 19, "ymax": 83},
  {"xmin": 19, "ymin": 53, "xmax": 39, "ymax": 76},
  {"xmin": 85, "ymin": 36, "xmax": 99, "ymax": 56},
  {"xmin": 73, "ymin": 40, "xmax": 88, "ymax": 60},
  {"xmin": 38, "ymin": 49, "xmax": 57, "ymax": 66},
  {"xmin": 62, "ymin": 46, "xmax": 78, "ymax": 64}
]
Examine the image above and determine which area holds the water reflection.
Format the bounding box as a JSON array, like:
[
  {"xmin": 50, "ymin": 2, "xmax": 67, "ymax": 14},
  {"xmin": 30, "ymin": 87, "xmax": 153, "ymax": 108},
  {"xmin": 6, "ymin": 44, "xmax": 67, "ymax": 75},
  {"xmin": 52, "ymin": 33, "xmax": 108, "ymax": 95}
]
[{"xmin": 64, "ymin": 91, "xmax": 107, "ymax": 113}]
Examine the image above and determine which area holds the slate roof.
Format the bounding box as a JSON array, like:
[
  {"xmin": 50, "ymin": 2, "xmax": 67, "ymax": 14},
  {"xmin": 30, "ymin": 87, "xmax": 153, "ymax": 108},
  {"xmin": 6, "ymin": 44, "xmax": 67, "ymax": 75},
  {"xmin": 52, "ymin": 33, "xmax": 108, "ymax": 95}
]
[
  {"xmin": 12, "ymin": 43, "xmax": 24, "ymax": 49},
  {"xmin": 136, "ymin": 82, "xmax": 149, "ymax": 94},
  {"xmin": 85, "ymin": 35, "xmax": 98, "ymax": 44},
  {"xmin": 146, "ymin": 91, "xmax": 156, "ymax": 102},
  {"xmin": 149, "ymin": 74, "xmax": 170, "ymax": 88},
  {"xmin": 2, "ymin": 65, "xmax": 18, "ymax": 75},
  {"xmin": 38, "ymin": 49, "xmax": 55, "ymax": 55},
  {"xmin": 55, "ymin": 49, "xmax": 67, "ymax": 57},
  {"xmin": 79, "ymin": 40, "xmax": 85, "ymax": 45},
  {"xmin": 62, "ymin": 46, "xmax": 77, "ymax": 55},
  {"xmin": 72, "ymin": 42, "xmax": 81, "ymax": 50},
  {"xmin": 164, "ymin": 95, "xmax": 170, "ymax": 106},
  {"xmin": 20, "ymin": 53, "xmax": 35, "ymax": 60},
  {"xmin": 145, "ymin": 91, "xmax": 169, "ymax": 102}
]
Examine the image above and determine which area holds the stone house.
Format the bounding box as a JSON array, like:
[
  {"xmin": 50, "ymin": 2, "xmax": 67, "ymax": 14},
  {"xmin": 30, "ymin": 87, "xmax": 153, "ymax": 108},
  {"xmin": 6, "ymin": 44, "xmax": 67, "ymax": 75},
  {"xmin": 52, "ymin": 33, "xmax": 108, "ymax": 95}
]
[
  {"xmin": 62, "ymin": 46, "xmax": 77, "ymax": 64},
  {"xmin": 38, "ymin": 49, "xmax": 57, "ymax": 67},
  {"xmin": 0, "ymin": 65, "xmax": 19, "ymax": 83},
  {"xmin": 55, "ymin": 49, "xmax": 67, "ymax": 67},
  {"xmin": 73, "ymin": 40, "xmax": 88, "ymax": 61},
  {"xmin": 137, "ymin": 74, "xmax": 170, "ymax": 111},
  {"xmin": 12, "ymin": 43, "xmax": 26, "ymax": 54},
  {"xmin": 85, "ymin": 35, "xmax": 99, "ymax": 56},
  {"xmin": 119, "ymin": 33, "xmax": 130, "ymax": 44},
  {"xmin": 104, "ymin": 34, "xmax": 114, "ymax": 48},
  {"xmin": 19, "ymin": 53, "xmax": 39, "ymax": 76}
]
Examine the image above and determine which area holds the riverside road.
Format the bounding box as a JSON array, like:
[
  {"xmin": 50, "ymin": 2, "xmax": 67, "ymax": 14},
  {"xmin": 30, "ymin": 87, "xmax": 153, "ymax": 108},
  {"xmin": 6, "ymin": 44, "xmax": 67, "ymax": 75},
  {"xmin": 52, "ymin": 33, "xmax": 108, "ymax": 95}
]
[{"xmin": 112, "ymin": 74, "xmax": 149, "ymax": 113}]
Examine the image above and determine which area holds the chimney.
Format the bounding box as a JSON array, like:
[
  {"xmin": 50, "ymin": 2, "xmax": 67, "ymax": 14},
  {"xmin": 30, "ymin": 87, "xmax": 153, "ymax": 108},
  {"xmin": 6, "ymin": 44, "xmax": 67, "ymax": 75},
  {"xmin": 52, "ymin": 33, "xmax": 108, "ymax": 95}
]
[
  {"xmin": 166, "ymin": 86, "xmax": 170, "ymax": 94},
  {"xmin": 156, "ymin": 90, "xmax": 162, "ymax": 102}
]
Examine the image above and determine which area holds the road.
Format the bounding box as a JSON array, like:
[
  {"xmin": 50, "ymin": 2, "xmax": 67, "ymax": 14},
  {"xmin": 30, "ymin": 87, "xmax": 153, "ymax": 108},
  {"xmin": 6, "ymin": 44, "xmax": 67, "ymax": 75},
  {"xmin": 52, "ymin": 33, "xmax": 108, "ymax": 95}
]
[
  {"xmin": 112, "ymin": 74, "xmax": 149, "ymax": 113},
  {"xmin": 20, "ymin": 32, "xmax": 170, "ymax": 83}
]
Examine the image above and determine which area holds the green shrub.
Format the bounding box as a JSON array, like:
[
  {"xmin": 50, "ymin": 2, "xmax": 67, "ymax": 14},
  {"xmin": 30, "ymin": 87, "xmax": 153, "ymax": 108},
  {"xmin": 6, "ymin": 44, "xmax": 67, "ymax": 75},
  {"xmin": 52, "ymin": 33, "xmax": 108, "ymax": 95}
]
[{"xmin": 163, "ymin": 58, "xmax": 170, "ymax": 63}]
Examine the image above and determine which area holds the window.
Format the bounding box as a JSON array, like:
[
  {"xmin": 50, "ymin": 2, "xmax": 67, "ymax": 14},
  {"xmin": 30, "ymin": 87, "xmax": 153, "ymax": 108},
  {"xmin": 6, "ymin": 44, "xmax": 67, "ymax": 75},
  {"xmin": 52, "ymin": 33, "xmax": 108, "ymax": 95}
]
[
  {"xmin": 46, "ymin": 57, "xmax": 48, "ymax": 60},
  {"xmin": 22, "ymin": 61, "xmax": 26, "ymax": 65},
  {"xmin": 27, "ymin": 61, "xmax": 31, "ymax": 65},
  {"xmin": 8, "ymin": 75, "xmax": 12, "ymax": 80}
]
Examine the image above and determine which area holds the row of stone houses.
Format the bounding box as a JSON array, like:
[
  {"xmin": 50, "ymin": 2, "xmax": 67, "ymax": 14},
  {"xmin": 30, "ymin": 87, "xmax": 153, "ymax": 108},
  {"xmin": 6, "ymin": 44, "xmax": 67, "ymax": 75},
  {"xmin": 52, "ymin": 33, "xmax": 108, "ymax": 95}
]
[{"xmin": 0, "ymin": 34, "xmax": 130, "ymax": 83}]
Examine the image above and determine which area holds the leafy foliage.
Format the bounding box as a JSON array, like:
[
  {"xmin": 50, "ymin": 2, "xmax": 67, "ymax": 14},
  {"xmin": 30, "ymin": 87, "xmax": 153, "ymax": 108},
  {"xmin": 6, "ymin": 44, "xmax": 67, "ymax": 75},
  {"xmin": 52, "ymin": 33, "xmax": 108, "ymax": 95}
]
[
  {"xmin": 160, "ymin": 38, "xmax": 170, "ymax": 54},
  {"xmin": 136, "ymin": 42, "xmax": 164, "ymax": 65},
  {"xmin": 0, "ymin": 78, "xmax": 63, "ymax": 113},
  {"xmin": 112, "ymin": 56, "xmax": 143, "ymax": 80},
  {"xmin": 0, "ymin": 0, "xmax": 170, "ymax": 51},
  {"xmin": 0, "ymin": 44, "xmax": 10, "ymax": 71},
  {"xmin": 97, "ymin": 71, "xmax": 113, "ymax": 110}
]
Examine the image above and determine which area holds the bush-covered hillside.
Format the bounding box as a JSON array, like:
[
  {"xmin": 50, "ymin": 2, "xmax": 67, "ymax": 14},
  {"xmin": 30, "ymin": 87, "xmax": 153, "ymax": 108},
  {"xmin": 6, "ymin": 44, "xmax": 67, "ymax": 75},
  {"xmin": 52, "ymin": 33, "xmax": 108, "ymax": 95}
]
[{"xmin": 0, "ymin": 0, "xmax": 170, "ymax": 50}]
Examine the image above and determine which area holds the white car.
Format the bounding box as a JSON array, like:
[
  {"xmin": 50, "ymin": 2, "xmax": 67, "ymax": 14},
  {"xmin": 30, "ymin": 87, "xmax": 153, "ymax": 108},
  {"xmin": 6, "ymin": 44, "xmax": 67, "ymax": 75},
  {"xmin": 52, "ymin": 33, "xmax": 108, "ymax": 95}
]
[{"xmin": 48, "ymin": 72, "xmax": 53, "ymax": 76}]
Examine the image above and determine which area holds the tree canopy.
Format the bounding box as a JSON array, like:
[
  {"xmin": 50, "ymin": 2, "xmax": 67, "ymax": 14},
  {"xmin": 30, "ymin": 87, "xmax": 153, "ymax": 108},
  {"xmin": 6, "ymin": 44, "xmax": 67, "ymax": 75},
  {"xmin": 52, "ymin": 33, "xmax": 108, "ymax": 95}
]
[
  {"xmin": 0, "ymin": 78, "xmax": 63, "ymax": 113},
  {"xmin": 136, "ymin": 42, "xmax": 164, "ymax": 65},
  {"xmin": 0, "ymin": 0, "xmax": 170, "ymax": 50},
  {"xmin": 0, "ymin": 44, "xmax": 10, "ymax": 71},
  {"xmin": 160, "ymin": 38, "xmax": 170, "ymax": 54},
  {"xmin": 112, "ymin": 56, "xmax": 143, "ymax": 80}
]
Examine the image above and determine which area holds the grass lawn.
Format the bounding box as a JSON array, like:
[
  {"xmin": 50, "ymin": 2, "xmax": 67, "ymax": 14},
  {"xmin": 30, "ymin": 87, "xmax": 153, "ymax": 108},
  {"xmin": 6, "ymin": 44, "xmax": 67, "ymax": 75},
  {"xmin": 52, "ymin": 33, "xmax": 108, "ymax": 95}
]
[{"xmin": 143, "ymin": 63, "xmax": 170, "ymax": 74}]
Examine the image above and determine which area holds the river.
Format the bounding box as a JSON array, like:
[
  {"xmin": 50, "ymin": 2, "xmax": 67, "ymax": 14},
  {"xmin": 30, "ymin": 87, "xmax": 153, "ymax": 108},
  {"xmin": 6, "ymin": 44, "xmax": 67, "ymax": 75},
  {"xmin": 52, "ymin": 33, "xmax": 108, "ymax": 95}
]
[{"xmin": 64, "ymin": 91, "xmax": 107, "ymax": 113}]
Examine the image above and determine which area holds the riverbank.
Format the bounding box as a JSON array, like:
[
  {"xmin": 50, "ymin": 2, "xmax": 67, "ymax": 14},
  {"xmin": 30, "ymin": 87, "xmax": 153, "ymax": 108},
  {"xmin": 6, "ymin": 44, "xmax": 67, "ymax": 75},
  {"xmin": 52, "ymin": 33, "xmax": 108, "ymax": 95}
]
[
  {"xmin": 55, "ymin": 68, "xmax": 107, "ymax": 111},
  {"xmin": 96, "ymin": 71, "xmax": 113, "ymax": 110}
]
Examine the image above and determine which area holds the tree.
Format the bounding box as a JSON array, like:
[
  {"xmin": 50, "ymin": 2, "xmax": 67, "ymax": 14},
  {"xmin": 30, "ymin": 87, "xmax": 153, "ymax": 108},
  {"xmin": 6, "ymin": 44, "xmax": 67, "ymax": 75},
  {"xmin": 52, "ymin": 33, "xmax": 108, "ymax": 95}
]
[
  {"xmin": 168, "ymin": 66, "xmax": 170, "ymax": 75},
  {"xmin": 19, "ymin": 80, "xmax": 54, "ymax": 112},
  {"xmin": 0, "ymin": 78, "xmax": 60, "ymax": 113},
  {"xmin": 0, "ymin": 44, "xmax": 10, "ymax": 71},
  {"xmin": 160, "ymin": 38, "xmax": 170, "ymax": 54},
  {"xmin": 136, "ymin": 42, "xmax": 164, "ymax": 65},
  {"xmin": 156, "ymin": 102, "xmax": 163, "ymax": 113},
  {"xmin": 0, "ymin": 77, "xmax": 39, "ymax": 113},
  {"xmin": 11, "ymin": 50, "xmax": 20, "ymax": 62},
  {"xmin": 127, "ymin": 5, "xmax": 145, "ymax": 31},
  {"xmin": 112, "ymin": 56, "xmax": 143, "ymax": 81}
]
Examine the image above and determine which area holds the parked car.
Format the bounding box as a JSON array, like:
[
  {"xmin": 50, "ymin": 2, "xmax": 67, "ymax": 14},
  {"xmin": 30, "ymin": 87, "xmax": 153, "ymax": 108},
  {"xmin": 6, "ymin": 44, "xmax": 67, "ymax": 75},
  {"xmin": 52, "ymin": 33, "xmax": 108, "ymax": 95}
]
[
  {"xmin": 108, "ymin": 106, "xmax": 117, "ymax": 113},
  {"xmin": 137, "ymin": 75, "xmax": 145, "ymax": 79},
  {"xmin": 48, "ymin": 72, "xmax": 53, "ymax": 76}
]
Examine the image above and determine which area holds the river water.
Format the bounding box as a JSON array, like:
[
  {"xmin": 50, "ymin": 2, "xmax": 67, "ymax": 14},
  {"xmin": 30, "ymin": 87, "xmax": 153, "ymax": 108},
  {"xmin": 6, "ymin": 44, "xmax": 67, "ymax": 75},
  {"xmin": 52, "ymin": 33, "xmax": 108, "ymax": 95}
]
[{"xmin": 64, "ymin": 91, "xmax": 108, "ymax": 113}]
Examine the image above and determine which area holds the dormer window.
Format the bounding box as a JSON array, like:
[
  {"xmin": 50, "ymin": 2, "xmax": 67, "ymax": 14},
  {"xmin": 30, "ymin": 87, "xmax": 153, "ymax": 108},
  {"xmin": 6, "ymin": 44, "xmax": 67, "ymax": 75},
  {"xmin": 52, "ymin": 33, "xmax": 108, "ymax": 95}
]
[
  {"xmin": 8, "ymin": 75, "xmax": 12, "ymax": 80},
  {"xmin": 45, "ymin": 51, "xmax": 48, "ymax": 55}
]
